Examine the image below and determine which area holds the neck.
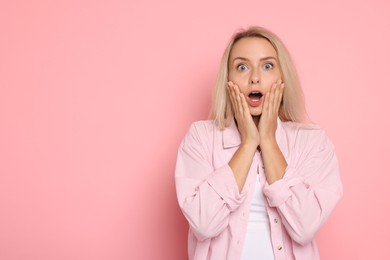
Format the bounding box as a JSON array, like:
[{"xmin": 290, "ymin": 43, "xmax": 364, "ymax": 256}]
[{"xmin": 252, "ymin": 116, "xmax": 260, "ymax": 126}]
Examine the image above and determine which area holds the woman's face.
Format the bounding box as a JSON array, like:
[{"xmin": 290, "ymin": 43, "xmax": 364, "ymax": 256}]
[{"xmin": 228, "ymin": 37, "xmax": 282, "ymax": 116}]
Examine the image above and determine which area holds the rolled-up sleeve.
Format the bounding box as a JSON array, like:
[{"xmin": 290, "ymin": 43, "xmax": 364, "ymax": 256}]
[
  {"xmin": 263, "ymin": 129, "xmax": 343, "ymax": 246},
  {"xmin": 175, "ymin": 122, "xmax": 247, "ymax": 241}
]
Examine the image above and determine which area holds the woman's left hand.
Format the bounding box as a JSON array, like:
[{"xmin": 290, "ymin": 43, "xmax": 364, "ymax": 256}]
[{"xmin": 258, "ymin": 80, "xmax": 284, "ymax": 147}]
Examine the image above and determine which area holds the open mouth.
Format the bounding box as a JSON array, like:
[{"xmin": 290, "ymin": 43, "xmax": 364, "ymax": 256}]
[
  {"xmin": 246, "ymin": 91, "xmax": 263, "ymax": 107},
  {"xmin": 248, "ymin": 91, "xmax": 263, "ymax": 101}
]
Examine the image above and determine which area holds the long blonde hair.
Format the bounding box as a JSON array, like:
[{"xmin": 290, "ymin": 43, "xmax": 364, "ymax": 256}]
[{"xmin": 210, "ymin": 26, "xmax": 309, "ymax": 129}]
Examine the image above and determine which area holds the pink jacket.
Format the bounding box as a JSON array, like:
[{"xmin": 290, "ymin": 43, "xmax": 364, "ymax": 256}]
[{"xmin": 175, "ymin": 119, "xmax": 343, "ymax": 260}]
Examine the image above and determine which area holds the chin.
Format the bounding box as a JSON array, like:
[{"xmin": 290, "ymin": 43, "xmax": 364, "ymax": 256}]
[{"xmin": 250, "ymin": 109, "xmax": 262, "ymax": 116}]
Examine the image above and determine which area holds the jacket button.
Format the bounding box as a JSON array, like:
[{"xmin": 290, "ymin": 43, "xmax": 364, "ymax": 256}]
[
  {"xmin": 277, "ymin": 246, "xmax": 283, "ymax": 250},
  {"xmin": 274, "ymin": 218, "xmax": 278, "ymax": 223}
]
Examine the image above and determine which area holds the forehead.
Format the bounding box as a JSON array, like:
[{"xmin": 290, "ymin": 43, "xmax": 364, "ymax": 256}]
[{"xmin": 229, "ymin": 37, "xmax": 277, "ymax": 60}]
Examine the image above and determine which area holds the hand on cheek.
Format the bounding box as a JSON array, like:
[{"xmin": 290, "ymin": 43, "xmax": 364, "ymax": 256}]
[
  {"xmin": 259, "ymin": 80, "xmax": 284, "ymax": 146},
  {"xmin": 227, "ymin": 81, "xmax": 259, "ymax": 149}
]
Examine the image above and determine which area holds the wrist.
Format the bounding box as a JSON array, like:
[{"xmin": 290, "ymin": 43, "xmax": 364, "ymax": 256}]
[
  {"xmin": 260, "ymin": 137, "xmax": 278, "ymax": 150},
  {"xmin": 240, "ymin": 141, "xmax": 258, "ymax": 153}
]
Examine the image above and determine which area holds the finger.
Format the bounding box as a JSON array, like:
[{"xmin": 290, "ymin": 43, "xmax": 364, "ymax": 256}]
[
  {"xmin": 270, "ymin": 83, "xmax": 278, "ymax": 113},
  {"xmin": 262, "ymin": 91, "xmax": 270, "ymax": 118},
  {"xmin": 239, "ymin": 92, "xmax": 251, "ymax": 118},
  {"xmin": 275, "ymin": 83, "xmax": 284, "ymax": 112},
  {"xmin": 229, "ymin": 82, "xmax": 243, "ymax": 116},
  {"xmin": 233, "ymin": 84, "xmax": 244, "ymax": 114},
  {"xmin": 227, "ymin": 83, "xmax": 240, "ymax": 117},
  {"xmin": 226, "ymin": 82, "xmax": 235, "ymax": 112},
  {"xmin": 270, "ymin": 80, "xmax": 283, "ymax": 112},
  {"xmin": 264, "ymin": 82, "xmax": 276, "ymax": 118},
  {"xmin": 227, "ymin": 81, "xmax": 235, "ymax": 103},
  {"xmin": 272, "ymin": 81, "xmax": 282, "ymax": 112}
]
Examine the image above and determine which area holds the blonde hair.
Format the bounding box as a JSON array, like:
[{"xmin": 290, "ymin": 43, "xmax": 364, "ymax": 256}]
[{"xmin": 210, "ymin": 26, "xmax": 310, "ymax": 129}]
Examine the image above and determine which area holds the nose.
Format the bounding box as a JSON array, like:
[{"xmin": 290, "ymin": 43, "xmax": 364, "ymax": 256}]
[
  {"xmin": 250, "ymin": 78, "xmax": 260, "ymax": 84},
  {"xmin": 250, "ymin": 70, "xmax": 260, "ymax": 84}
]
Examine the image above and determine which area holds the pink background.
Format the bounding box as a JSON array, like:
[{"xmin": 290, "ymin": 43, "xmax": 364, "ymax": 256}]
[{"xmin": 1, "ymin": 1, "xmax": 389, "ymax": 259}]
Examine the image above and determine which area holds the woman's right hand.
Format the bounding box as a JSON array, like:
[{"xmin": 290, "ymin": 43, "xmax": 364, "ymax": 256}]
[
  {"xmin": 227, "ymin": 81, "xmax": 259, "ymax": 192},
  {"xmin": 227, "ymin": 81, "xmax": 259, "ymax": 150}
]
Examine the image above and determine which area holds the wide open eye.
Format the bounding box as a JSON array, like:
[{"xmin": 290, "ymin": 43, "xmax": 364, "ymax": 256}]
[
  {"xmin": 237, "ymin": 64, "xmax": 248, "ymax": 71},
  {"xmin": 263, "ymin": 63, "xmax": 273, "ymax": 71}
]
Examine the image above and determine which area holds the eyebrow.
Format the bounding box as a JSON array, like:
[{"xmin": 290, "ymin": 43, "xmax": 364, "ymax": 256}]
[{"xmin": 232, "ymin": 56, "xmax": 278, "ymax": 62}]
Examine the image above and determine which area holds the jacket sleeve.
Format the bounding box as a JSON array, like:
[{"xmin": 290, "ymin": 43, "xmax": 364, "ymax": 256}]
[
  {"xmin": 263, "ymin": 129, "xmax": 343, "ymax": 246},
  {"xmin": 175, "ymin": 122, "xmax": 248, "ymax": 241}
]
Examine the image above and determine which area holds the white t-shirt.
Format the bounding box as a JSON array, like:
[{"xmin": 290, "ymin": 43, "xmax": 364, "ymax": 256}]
[{"xmin": 240, "ymin": 174, "xmax": 275, "ymax": 260}]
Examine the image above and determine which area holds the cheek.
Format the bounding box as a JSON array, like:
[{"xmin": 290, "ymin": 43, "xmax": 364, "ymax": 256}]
[
  {"xmin": 262, "ymin": 74, "xmax": 280, "ymax": 90},
  {"xmin": 264, "ymin": 83, "xmax": 273, "ymax": 92},
  {"xmin": 228, "ymin": 71, "xmax": 238, "ymax": 81},
  {"xmin": 229, "ymin": 72, "xmax": 247, "ymax": 86}
]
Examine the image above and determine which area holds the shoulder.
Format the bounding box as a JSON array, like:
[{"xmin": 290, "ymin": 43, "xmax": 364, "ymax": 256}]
[
  {"xmin": 181, "ymin": 120, "xmax": 219, "ymax": 146},
  {"xmin": 282, "ymin": 121, "xmax": 327, "ymax": 138},
  {"xmin": 179, "ymin": 120, "xmax": 219, "ymax": 159},
  {"xmin": 189, "ymin": 120, "xmax": 219, "ymax": 133},
  {"xmin": 281, "ymin": 121, "xmax": 334, "ymax": 151},
  {"xmin": 186, "ymin": 120, "xmax": 219, "ymax": 139}
]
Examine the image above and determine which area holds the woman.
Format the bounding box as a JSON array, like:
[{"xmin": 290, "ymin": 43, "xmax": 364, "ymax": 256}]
[{"xmin": 175, "ymin": 26, "xmax": 342, "ymax": 260}]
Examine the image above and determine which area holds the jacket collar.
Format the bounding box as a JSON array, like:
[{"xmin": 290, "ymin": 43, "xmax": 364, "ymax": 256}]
[{"xmin": 222, "ymin": 120, "xmax": 241, "ymax": 148}]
